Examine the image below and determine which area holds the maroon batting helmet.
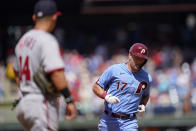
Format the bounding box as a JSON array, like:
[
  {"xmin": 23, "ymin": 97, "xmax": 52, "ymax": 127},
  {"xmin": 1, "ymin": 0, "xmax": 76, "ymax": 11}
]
[{"xmin": 129, "ymin": 43, "xmax": 148, "ymax": 59}]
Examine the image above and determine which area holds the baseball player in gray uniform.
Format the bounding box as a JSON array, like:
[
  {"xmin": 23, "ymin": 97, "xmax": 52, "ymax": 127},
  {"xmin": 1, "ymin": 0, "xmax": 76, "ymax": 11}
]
[{"xmin": 13, "ymin": 0, "xmax": 77, "ymax": 130}]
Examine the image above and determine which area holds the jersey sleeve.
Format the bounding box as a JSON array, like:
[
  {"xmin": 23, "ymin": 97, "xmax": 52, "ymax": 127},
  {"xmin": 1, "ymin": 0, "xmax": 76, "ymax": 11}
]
[
  {"xmin": 41, "ymin": 37, "xmax": 64, "ymax": 73},
  {"xmin": 96, "ymin": 66, "xmax": 114, "ymax": 90},
  {"xmin": 143, "ymin": 74, "xmax": 152, "ymax": 96}
]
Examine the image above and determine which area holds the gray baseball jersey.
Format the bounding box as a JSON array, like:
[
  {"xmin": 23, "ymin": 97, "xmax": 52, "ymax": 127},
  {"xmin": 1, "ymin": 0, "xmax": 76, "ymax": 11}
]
[{"xmin": 14, "ymin": 29, "xmax": 64, "ymax": 131}]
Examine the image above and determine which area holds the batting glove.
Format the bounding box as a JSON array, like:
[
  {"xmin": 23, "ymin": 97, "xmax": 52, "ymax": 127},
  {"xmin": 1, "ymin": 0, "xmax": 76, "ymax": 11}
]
[
  {"xmin": 105, "ymin": 94, "xmax": 120, "ymax": 104},
  {"xmin": 137, "ymin": 104, "xmax": 145, "ymax": 116}
]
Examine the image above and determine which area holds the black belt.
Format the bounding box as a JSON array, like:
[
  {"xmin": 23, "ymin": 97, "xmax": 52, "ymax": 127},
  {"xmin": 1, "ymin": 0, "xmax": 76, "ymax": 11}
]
[{"xmin": 104, "ymin": 110, "xmax": 135, "ymax": 119}]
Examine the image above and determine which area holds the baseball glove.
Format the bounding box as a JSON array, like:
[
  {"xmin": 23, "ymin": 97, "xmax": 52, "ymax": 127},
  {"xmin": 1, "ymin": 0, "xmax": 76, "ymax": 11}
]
[{"xmin": 33, "ymin": 67, "xmax": 59, "ymax": 96}]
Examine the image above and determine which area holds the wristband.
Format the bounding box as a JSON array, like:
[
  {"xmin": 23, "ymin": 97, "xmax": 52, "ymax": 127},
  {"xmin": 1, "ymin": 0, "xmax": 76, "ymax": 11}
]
[
  {"xmin": 101, "ymin": 92, "xmax": 107, "ymax": 99},
  {"xmin": 60, "ymin": 87, "xmax": 73, "ymax": 103},
  {"xmin": 65, "ymin": 96, "xmax": 73, "ymax": 104}
]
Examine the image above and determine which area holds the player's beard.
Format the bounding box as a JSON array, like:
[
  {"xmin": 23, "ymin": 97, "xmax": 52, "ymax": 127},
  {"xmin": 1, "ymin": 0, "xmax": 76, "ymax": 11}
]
[
  {"xmin": 129, "ymin": 60, "xmax": 146, "ymax": 72},
  {"xmin": 129, "ymin": 62, "xmax": 141, "ymax": 72},
  {"xmin": 128, "ymin": 57, "xmax": 147, "ymax": 72}
]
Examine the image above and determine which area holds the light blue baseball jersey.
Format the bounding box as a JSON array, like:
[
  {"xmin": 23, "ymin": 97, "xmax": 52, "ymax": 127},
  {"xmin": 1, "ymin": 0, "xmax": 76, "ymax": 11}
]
[{"xmin": 97, "ymin": 63, "xmax": 152, "ymax": 115}]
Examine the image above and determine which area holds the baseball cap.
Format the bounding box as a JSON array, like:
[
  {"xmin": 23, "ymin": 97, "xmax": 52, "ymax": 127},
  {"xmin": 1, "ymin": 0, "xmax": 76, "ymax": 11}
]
[
  {"xmin": 34, "ymin": 0, "xmax": 62, "ymax": 18},
  {"xmin": 129, "ymin": 43, "xmax": 149, "ymax": 59}
]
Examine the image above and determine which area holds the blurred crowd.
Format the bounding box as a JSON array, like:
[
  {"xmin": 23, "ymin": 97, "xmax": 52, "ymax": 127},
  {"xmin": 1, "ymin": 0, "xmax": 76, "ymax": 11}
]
[
  {"xmin": 0, "ymin": 14, "xmax": 196, "ymax": 118},
  {"xmin": 60, "ymin": 48, "xmax": 196, "ymax": 117},
  {"xmin": 1, "ymin": 47, "xmax": 196, "ymax": 119}
]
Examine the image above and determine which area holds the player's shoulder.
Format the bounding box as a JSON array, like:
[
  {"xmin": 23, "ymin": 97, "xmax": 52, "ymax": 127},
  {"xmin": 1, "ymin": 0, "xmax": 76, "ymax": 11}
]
[
  {"xmin": 103, "ymin": 64, "xmax": 124, "ymax": 75},
  {"xmin": 108, "ymin": 63, "xmax": 122, "ymax": 70},
  {"xmin": 16, "ymin": 29, "xmax": 58, "ymax": 49},
  {"xmin": 33, "ymin": 29, "xmax": 56, "ymax": 41},
  {"xmin": 140, "ymin": 69, "xmax": 152, "ymax": 82},
  {"xmin": 22, "ymin": 29, "xmax": 56, "ymax": 43}
]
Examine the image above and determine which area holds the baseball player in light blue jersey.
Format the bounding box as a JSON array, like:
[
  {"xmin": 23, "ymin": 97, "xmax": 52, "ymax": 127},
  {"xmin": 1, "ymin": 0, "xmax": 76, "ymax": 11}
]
[{"xmin": 93, "ymin": 43, "xmax": 152, "ymax": 131}]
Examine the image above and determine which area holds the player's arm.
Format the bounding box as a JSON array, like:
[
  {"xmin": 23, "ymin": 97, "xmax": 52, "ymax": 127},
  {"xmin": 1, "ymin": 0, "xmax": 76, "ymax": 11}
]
[
  {"xmin": 137, "ymin": 94, "xmax": 149, "ymax": 116},
  {"xmin": 92, "ymin": 83, "xmax": 106, "ymax": 99},
  {"xmin": 50, "ymin": 69, "xmax": 77, "ymax": 120},
  {"xmin": 139, "ymin": 94, "xmax": 149, "ymax": 106},
  {"xmin": 40, "ymin": 37, "xmax": 76, "ymax": 120},
  {"xmin": 50, "ymin": 69, "xmax": 68, "ymax": 91},
  {"xmin": 92, "ymin": 83, "xmax": 120, "ymax": 104}
]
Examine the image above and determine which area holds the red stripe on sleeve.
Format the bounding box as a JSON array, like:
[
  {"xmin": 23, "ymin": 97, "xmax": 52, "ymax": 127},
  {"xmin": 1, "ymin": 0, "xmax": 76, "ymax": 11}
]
[{"xmin": 46, "ymin": 68, "xmax": 65, "ymax": 74}]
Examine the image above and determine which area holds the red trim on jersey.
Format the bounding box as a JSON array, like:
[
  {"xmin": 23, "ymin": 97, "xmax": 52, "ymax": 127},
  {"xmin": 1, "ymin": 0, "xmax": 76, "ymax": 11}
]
[
  {"xmin": 96, "ymin": 78, "xmax": 107, "ymax": 91},
  {"xmin": 46, "ymin": 68, "xmax": 65, "ymax": 74},
  {"xmin": 96, "ymin": 78, "xmax": 108, "ymax": 99},
  {"xmin": 44, "ymin": 99, "xmax": 50, "ymax": 131},
  {"xmin": 96, "ymin": 78, "xmax": 100, "ymax": 85}
]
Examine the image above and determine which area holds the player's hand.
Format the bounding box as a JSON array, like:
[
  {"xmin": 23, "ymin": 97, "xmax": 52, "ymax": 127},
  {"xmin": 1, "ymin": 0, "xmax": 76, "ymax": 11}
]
[
  {"xmin": 137, "ymin": 104, "xmax": 145, "ymax": 116},
  {"xmin": 65, "ymin": 103, "xmax": 77, "ymax": 120},
  {"xmin": 105, "ymin": 94, "xmax": 120, "ymax": 104}
]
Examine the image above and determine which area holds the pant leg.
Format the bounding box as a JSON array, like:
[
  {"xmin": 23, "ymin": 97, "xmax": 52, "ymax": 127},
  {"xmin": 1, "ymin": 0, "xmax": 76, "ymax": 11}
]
[
  {"xmin": 120, "ymin": 116, "xmax": 138, "ymax": 131},
  {"xmin": 98, "ymin": 113, "xmax": 121, "ymax": 131},
  {"xmin": 16, "ymin": 94, "xmax": 59, "ymax": 131},
  {"xmin": 16, "ymin": 94, "xmax": 41, "ymax": 130}
]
